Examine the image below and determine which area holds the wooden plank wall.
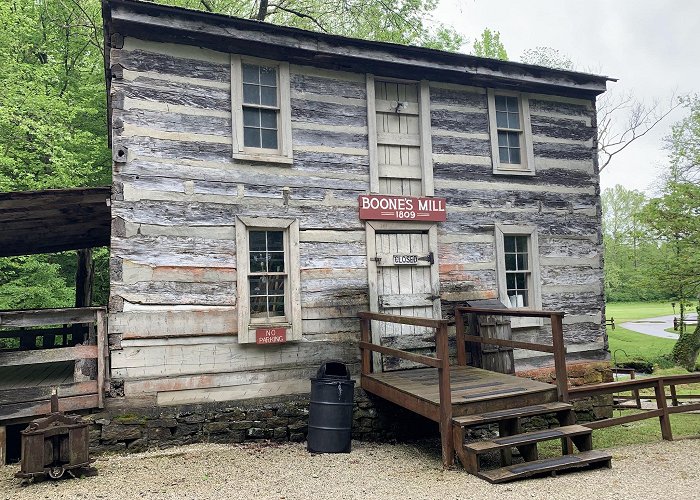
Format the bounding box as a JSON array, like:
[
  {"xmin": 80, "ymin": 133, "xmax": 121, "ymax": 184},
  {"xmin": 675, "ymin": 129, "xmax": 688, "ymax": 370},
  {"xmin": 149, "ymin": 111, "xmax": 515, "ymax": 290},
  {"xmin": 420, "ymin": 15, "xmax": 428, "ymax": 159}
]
[{"xmin": 108, "ymin": 37, "xmax": 604, "ymax": 404}]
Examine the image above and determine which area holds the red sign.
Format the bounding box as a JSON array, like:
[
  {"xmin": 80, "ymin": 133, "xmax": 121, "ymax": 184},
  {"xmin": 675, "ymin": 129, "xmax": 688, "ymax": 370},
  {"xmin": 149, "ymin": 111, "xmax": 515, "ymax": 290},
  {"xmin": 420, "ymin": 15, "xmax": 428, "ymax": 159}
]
[
  {"xmin": 358, "ymin": 194, "xmax": 447, "ymax": 222},
  {"xmin": 255, "ymin": 328, "xmax": 287, "ymax": 344}
]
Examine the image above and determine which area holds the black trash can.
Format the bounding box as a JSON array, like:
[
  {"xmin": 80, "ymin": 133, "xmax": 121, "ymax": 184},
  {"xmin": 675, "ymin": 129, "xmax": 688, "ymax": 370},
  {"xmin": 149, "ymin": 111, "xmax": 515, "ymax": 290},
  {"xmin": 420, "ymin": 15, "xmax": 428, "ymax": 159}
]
[{"xmin": 307, "ymin": 361, "xmax": 355, "ymax": 453}]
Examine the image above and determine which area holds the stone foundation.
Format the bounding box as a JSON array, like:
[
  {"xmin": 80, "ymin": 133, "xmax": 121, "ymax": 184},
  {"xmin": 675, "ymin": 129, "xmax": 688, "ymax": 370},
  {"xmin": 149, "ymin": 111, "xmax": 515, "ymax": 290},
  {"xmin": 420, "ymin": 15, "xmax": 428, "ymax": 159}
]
[
  {"xmin": 517, "ymin": 361, "xmax": 614, "ymax": 422},
  {"xmin": 87, "ymin": 388, "xmax": 438, "ymax": 455}
]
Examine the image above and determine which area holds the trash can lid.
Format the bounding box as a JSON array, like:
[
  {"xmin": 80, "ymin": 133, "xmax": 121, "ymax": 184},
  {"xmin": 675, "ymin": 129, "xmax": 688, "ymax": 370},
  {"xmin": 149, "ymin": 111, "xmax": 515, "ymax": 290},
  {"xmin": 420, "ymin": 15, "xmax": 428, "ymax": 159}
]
[{"xmin": 316, "ymin": 360, "xmax": 350, "ymax": 380}]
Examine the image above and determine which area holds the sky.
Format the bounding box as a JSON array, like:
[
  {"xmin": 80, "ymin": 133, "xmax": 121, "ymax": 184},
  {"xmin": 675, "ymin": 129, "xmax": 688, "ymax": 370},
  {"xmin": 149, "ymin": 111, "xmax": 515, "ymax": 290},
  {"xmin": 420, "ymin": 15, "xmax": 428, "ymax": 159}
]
[{"xmin": 435, "ymin": 0, "xmax": 700, "ymax": 194}]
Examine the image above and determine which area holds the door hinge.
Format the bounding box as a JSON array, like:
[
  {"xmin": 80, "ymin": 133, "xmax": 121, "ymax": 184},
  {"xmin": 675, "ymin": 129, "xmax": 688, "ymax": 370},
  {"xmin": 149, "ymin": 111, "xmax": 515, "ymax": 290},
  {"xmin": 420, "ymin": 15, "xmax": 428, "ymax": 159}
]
[
  {"xmin": 370, "ymin": 256, "xmax": 382, "ymax": 262},
  {"xmin": 428, "ymin": 294, "xmax": 441, "ymax": 301},
  {"xmin": 417, "ymin": 252, "xmax": 434, "ymax": 264}
]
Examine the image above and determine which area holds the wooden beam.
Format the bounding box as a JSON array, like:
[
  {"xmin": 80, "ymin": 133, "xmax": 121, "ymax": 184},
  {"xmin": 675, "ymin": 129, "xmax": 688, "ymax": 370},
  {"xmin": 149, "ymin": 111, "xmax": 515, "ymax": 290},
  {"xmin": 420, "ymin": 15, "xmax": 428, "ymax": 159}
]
[
  {"xmin": 358, "ymin": 341, "xmax": 441, "ymax": 368},
  {"xmin": 461, "ymin": 335, "xmax": 556, "ymax": 354},
  {"xmin": 359, "ymin": 317, "xmax": 372, "ymax": 375},
  {"xmin": 435, "ymin": 323, "xmax": 454, "ymax": 468},
  {"xmin": 654, "ymin": 379, "xmax": 673, "ymax": 441},
  {"xmin": 583, "ymin": 409, "xmax": 664, "ymax": 429},
  {"xmin": 455, "ymin": 307, "xmax": 564, "ymax": 318},
  {"xmin": 0, "ymin": 394, "xmax": 99, "ymax": 421},
  {"xmin": 0, "ymin": 426, "xmax": 5, "ymax": 466},
  {"xmin": 0, "ymin": 381, "xmax": 98, "ymax": 406},
  {"xmin": 455, "ymin": 307, "xmax": 467, "ymax": 366},
  {"xmin": 0, "ymin": 307, "xmax": 103, "ymax": 328},
  {"xmin": 550, "ymin": 313, "xmax": 569, "ymax": 402},
  {"xmin": 0, "ymin": 345, "xmax": 98, "ymax": 367},
  {"xmin": 357, "ymin": 311, "xmax": 448, "ymax": 328},
  {"xmin": 97, "ymin": 309, "xmax": 107, "ymax": 409},
  {"xmin": 75, "ymin": 249, "xmax": 94, "ymax": 308}
]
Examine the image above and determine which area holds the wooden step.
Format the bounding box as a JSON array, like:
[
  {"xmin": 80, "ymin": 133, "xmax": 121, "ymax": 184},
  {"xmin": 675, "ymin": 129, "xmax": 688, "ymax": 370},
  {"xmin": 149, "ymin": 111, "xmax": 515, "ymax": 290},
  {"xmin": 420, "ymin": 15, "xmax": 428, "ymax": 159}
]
[
  {"xmin": 452, "ymin": 402, "xmax": 573, "ymax": 427},
  {"xmin": 465, "ymin": 425, "xmax": 591, "ymax": 454},
  {"xmin": 477, "ymin": 450, "xmax": 613, "ymax": 483}
]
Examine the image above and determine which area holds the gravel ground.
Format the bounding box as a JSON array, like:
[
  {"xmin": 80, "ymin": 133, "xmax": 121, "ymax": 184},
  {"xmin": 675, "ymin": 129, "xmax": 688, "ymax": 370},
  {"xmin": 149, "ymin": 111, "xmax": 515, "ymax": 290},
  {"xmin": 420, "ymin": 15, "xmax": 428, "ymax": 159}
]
[{"xmin": 2, "ymin": 438, "xmax": 699, "ymax": 500}]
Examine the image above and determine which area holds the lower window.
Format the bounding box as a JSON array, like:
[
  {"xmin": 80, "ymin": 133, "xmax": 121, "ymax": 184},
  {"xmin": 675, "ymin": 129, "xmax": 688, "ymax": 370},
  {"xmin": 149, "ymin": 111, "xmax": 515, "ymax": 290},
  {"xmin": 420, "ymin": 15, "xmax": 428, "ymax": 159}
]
[{"xmin": 236, "ymin": 217, "xmax": 301, "ymax": 343}]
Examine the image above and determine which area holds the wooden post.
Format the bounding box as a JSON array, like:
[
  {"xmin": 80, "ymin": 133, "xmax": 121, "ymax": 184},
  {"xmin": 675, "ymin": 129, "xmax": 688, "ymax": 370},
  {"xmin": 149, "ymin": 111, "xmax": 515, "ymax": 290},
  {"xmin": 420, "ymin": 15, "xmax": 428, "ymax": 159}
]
[
  {"xmin": 467, "ymin": 313, "xmax": 481, "ymax": 368},
  {"xmin": 630, "ymin": 371, "xmax": 642, "ymax": 409},
  {"xmin": 550, "ymin": 313, "xmax": 569, "ymax": 402},
  {"xmin": 360, "ymin": 317, "xmax": 372, "ymax": 375},
  {"xmin": 669, "ymin": 384, "xmax": 679, "ymax": 406},
  {"xmin": 435, "ymin": 322, "xmax": 454, "ymax": 468},
  {"xmin": 655, "ymin": 379, "xmax": 673, "ymax": 441},
  {"xmin": 96, "ymin": 309, "xmax": 106, "ymax": 408},
  {"xmin": 455, "ymin": 308, "xmax": 466, "ymax": 366},
  {"xmin": 0, "ymin": 425, "xmax": 6, "ymax": 466}
]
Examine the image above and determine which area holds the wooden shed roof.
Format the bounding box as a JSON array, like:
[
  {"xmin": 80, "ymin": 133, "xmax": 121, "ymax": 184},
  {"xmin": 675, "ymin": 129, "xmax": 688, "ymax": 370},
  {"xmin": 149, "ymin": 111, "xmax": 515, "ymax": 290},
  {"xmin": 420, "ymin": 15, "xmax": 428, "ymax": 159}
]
[{"xmin": 0, "ymin": 187, "xmax": 111, "ymax": 257}]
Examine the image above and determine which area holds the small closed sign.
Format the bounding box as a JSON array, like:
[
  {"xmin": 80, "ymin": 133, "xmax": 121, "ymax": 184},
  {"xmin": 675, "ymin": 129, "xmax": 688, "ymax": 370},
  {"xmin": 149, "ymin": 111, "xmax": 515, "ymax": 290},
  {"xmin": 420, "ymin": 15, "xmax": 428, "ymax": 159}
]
[{"xmin": 255, "ymin": 327, "xmax": 287, "ymax": 344}]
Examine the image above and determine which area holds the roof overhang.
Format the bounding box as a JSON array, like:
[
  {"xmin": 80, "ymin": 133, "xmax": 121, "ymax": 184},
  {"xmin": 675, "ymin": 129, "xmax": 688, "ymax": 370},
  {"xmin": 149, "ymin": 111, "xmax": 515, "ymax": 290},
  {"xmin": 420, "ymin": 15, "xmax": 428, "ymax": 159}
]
[
  {"xmin": 0, "ymin": 187, "xmax": 111, "ymax": 257},
  {"xmin": 102, "ymin": 0, "xmax": 614, "ymax": 105}
]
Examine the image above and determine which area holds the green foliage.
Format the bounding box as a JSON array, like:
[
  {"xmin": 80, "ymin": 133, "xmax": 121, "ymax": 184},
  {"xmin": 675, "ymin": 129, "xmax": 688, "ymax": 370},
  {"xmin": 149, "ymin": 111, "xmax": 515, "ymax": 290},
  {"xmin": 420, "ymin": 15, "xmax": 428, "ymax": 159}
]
[
  {"xmin": 0, "ymin": 255, "xmax": 74, "ymax": 310},
  {"xmin": 520, "ymin": 46, "xmax": 574, "ymax": 70},
  {"xmin": 158, "ymin": 0, "xmax": 465, "ymax": 51},
  {"xmin": 471, "ymin": 28, "xmax": 508, "ymax": 60}
]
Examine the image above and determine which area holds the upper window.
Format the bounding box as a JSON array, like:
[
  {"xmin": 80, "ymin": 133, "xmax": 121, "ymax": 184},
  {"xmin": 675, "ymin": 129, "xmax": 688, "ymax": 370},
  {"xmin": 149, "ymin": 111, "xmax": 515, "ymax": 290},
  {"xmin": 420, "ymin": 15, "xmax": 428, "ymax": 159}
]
[
  {"xmin": 231, "ymin": 56, "xmax": 292, "ymax": 164},
  {"xmin": 236, "ymin": 217, "xmax": 301, "ymax": 343},
  {"xmin": 487, "ymin": 90, "xmax": 535, "ymax": 176}
]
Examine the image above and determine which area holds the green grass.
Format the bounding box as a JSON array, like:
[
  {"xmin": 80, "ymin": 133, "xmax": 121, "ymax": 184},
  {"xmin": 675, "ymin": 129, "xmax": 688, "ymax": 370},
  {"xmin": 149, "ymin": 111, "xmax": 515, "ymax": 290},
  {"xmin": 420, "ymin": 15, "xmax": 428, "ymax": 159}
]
[
  {"xmin": 605, "ymin": 301, "xmax": 675, "ymax": 323},
  {"xmin": 607, "ymin": 326, "xmax": 676, "ymax": 364}
]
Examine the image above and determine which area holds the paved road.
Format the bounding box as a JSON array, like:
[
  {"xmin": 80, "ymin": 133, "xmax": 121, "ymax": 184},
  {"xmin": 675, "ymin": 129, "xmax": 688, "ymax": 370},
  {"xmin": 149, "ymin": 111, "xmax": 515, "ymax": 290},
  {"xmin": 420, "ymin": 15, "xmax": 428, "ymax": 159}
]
[{"xmin": 620, "ymin": 313, "xmax": 697, "ymax": 339}]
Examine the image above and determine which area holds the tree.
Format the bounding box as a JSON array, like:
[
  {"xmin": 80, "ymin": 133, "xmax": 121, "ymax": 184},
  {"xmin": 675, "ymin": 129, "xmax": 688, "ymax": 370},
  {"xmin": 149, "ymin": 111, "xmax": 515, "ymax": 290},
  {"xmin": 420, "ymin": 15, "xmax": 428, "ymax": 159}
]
[
  {"xmin": 638, "ymin": 97, "xmax": 700, "ymax": 369},
  {"xmin": 472, "ymin": 28, "xmax": 508, "ymax": 60},
  {"xmin": 520, "ymin": 47, "xmax": 573, "ymax": 70},
  {"xmin": 158, "ymin": 0, "xmax": 465, "ymax": 50}
]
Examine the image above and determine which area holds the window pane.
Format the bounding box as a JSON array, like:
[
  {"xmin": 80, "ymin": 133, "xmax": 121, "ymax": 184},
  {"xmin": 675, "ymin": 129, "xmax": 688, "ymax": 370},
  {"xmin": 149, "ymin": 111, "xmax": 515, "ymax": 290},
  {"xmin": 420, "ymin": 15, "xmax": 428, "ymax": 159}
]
[
  {"xmin": 516, "ymin": 236, "xmax": 529, "ymax": 251},
  {"xmin": 250, "ymin": 297, "xmax": 267, "ymax": 317},
  {"xmin": 496, "ymin": 111, "xmax": 509, "ymax": 128},
  {"xmin": 504, "ymin": 236, "xmax": 516, "ymax": 252},
  {"xmin": 261, "ymin": 129, "xmax": 278, "ymax": 149},
  {"xmin": 250, "ymin": 251, "xmax": 267, "ymax": 272},
  {"xmin": 507, "ymin": 111, "xmax": 520, "ymax": 129},
  {"xmin": 499, "ymin": 146, "xmax": 510, "ymax": 164},
  {"xmin": 495, "ymin": 95, "xmax": 507, "ymax": 111},
  {"xmin": 267, "ymin": 275, "xmax": 285, "ymax": 294},
  {"xmin": 497, "ymin": 131, "xmax": 508, "ymax": 147},
  {"xmin": 506, "ymin": 131, "xmax": 520, "ymax": 148},
  {"xmin": 515, "ymin": 272, "xmax": 527, "ymax": 290},
  {"xmin": 516, "ymin": 252, "xmax": 527, "ymax": 270},
  {"xmin": 267, "ymin": 231, "xmax": 284, "ymax": 251},
  {"xmin": 268, "ymin": 251, "xmax": 285, "ymax": 272},
  {"xmin": 506, "ymin": 96, "xmax": 518, "ymax": 112},
  {"xmin": 506, "ymin": 273, "xmax": 515, "ymax": 290},
  {"xmin": 259, "ymin": 66, "xmax": 277, "ymax": 86},
  {"xmin": 260, "ymin": 86, "xmax": 277, "ymax": 107},
  {"xmin": 268, "ymin": 295, "xmax": 285, "ymax": 317},
  {"xmin": 243, "ymin": 108, "xmax": 260, "ymax": 127},
  {"xmin": 249, "ymin": 231, "xmax": 267, "ymax": 251},
  {"xmin": 505, "ymin": 253, "xmax": 516, "ymax": 271},
  {"xmin": 244, "ymin": 127, "xmax": 261, "ymax": 148},
  {"xmin": 242, "ymin": 64, "xmax": 260, "ymax": 84},
  {"xmin": 509, "ymin": 147, "xmax": 521, "ymax": 164},
  {"xmin": 260, "ymin": 109, "xmax": 277, "ymax": 129},
  {"xmin": 249, "ymin": 276, "xmax": 267, "ymax": 296},
  {"xmin": 243, "ymin": 83, "xmax": 260, "ymax": 105}
]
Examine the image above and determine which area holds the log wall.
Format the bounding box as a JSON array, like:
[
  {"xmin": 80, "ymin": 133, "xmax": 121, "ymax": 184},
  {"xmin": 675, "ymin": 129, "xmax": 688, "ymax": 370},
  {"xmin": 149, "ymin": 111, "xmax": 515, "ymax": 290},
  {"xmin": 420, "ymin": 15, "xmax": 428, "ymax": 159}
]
[{"xmin": 108, "ymin": 37, "xmax": 605, "ymax": 404}]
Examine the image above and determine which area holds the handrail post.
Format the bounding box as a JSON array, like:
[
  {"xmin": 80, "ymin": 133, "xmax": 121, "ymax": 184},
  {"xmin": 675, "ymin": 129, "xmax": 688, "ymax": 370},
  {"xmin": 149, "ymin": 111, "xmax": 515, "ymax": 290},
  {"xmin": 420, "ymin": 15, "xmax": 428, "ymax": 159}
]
[
  {"xmin": 435, "ymin": 321, "xmax": 454, "ymax": 468},
  {"xmin": 360, "ymin": 317, "xmax": 372, "ymax": 375},
  {"xmin": 455, "ymin": 308, "xmax": 467, "ymax": 366},
  {"xmin": 550, "ymin": 313, "xmax": 569, "ymax": 402},
  {"xmin": 96, "ymin": 309, "xmax": 107, "ymax": 409},
  {"xmin": 655, "ymin": 379, "xmax": 673, "ymax": 441}
]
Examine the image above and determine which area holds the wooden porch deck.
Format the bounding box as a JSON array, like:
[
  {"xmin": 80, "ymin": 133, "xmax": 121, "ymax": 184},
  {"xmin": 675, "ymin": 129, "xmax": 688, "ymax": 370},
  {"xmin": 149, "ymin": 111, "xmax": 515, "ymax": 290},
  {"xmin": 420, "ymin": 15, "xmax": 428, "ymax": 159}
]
[{"xmin": 362, "ymin": 365, "xmax": 558, "ymax": 422}]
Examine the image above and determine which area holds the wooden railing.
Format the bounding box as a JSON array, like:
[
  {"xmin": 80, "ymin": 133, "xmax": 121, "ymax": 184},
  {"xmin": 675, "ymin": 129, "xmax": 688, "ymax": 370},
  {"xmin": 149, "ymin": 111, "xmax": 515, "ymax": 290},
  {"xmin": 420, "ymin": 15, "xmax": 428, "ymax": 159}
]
[
  {"xmin": 358, "ymin": 311, "xmax": 453, "ymax": 467},
  {"xmin": 0, "ymin": 307, "xmax": 108, "ymax": 421},
  {"xmin": 569, "ymin": 373, "xmax": 700, "ymax": 441},
  {"xmin": 454, "ymin": 307, "xmax": 569, "ymax": 402}
]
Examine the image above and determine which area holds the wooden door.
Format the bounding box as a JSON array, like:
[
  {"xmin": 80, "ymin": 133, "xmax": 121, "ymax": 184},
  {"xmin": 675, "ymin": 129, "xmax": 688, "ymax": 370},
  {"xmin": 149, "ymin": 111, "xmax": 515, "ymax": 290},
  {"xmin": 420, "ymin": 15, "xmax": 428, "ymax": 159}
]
[
  {"xmin": 374, "ymin": 81, "xmax": 423, "ymax": 196},
  {"xmin": 371, "ymin": 230, "xmax": 440, "ymax": 370}
]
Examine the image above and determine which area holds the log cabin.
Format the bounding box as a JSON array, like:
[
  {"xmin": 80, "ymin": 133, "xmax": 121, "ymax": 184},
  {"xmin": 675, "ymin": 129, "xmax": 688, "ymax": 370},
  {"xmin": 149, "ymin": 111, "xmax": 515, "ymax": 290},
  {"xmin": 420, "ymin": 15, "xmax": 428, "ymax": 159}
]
[{"xmin": 102, "ymin": 0, "xmax": 611, "ymax": 418}]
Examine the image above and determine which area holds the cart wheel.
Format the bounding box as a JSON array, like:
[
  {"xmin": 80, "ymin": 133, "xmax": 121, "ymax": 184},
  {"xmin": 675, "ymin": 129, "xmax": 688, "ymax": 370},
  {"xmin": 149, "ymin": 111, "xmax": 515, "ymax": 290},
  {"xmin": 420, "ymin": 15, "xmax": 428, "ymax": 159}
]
[{"xmin": 48, "ymin": 467, "xmax": 64, "ymax": 479}]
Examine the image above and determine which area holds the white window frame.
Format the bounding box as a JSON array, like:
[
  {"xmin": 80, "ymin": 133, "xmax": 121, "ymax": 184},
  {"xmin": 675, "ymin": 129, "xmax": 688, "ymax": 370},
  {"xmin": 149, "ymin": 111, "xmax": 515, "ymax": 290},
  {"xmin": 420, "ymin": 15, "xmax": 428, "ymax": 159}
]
[
  {"xmin": 231, "ymin": 55, "xmax": 293, "ymax": 164},
  {"xmin": 236, "ymin": 217, "xmax": 301, "ymax": 343},
  {"xmin": 495, "ymin": 224, "xmax": 542, "ymax": 328},
  {"xmin": 487, "ymin": 89, "xmax": 535, "ymax": 176}
]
